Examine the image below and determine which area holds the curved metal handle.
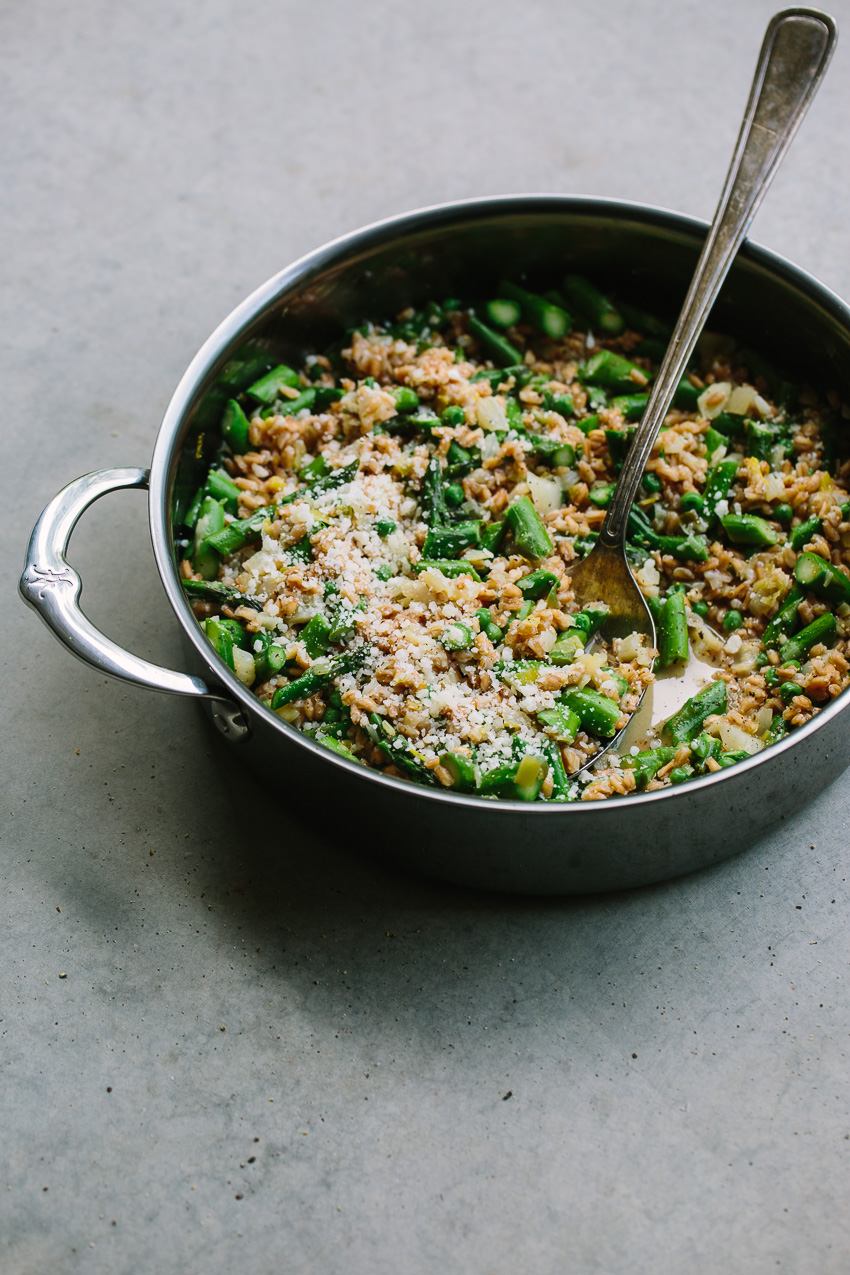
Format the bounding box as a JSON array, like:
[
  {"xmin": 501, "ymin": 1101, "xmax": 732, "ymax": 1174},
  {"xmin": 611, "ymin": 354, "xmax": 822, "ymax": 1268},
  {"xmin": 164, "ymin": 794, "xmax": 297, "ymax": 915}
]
[
  {"xmin": 601, "ymin": 6, "xmax": 837, "ymax": 547},
  {"xmin": 19, "ymin": 467, "xmax": 250, "ymax": 740}
]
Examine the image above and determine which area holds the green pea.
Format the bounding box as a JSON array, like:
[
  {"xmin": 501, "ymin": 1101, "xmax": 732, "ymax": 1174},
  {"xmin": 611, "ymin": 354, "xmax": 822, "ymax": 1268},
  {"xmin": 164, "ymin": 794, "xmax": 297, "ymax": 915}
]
[
  {"xmin": 722, "ymin": 609, "xmax": 744, "ymax": 631},
  {"xmin": 691, "ymin": 599, "xmax": 709, "ymax": 617},
  {"xmin": 441, "ymin": 405, "xmax": 466, "ymax": 426},
  {"xmin": 773, "ymin": 502, "xmax": 793, "ymax": 525}
]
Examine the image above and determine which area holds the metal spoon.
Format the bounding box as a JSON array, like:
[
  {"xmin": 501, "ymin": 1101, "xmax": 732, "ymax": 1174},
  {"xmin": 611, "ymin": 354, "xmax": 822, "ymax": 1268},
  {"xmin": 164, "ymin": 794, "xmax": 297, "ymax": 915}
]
[{"xmin": 568, "ymin": 6, "xmax": 836, "ymax": 769}]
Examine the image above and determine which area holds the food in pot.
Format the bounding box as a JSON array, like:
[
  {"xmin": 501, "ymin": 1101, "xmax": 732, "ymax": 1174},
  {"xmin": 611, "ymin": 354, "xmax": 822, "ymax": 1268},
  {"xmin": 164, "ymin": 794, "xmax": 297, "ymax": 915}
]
[{"xmin": 177, "ymin": 277, "xmax": 850, "ymax": 800}]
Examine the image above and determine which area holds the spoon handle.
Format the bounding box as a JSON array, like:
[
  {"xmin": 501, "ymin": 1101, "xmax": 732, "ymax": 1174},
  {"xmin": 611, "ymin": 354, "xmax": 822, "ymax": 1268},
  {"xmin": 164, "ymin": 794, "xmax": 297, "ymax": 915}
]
[{"xmin": 599, "ymin": 7, "xmax": 837, "ymax": 550}]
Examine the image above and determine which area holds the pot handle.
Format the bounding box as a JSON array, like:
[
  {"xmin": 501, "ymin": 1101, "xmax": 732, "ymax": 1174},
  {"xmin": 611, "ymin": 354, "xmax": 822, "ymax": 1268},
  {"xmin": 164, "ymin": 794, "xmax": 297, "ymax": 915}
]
[{"xmin": 19, "ymin": 467, "xmax": 250, "ymax": 741}]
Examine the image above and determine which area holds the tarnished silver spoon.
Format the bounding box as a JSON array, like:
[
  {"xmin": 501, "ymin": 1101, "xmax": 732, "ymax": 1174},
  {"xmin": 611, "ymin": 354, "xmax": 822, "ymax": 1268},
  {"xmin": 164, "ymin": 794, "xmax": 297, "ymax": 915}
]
[{"xmin": 568, "ymin": 6, "xmax": 836, "ymax": 769}]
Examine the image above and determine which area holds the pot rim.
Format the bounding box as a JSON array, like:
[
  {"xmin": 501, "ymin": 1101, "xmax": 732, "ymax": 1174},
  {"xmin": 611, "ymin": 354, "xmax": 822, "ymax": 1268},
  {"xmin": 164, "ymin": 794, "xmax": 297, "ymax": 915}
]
[{"xmin": 149, "ymin": 192, "xmax": 850, "ymax": 814}]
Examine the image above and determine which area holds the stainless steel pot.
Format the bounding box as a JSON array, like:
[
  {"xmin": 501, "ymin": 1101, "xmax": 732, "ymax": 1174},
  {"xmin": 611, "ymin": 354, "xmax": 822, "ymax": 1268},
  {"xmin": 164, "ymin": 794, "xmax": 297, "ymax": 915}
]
[{"xmin": 20, "ymin": 195, "xmax": 850, "ymax": 894}]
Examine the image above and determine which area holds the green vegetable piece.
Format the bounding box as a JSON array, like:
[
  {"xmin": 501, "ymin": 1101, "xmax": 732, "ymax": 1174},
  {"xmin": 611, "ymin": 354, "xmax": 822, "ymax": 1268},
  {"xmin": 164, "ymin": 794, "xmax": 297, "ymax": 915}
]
[
  {"xmin": 746, "ymin": 419, "xmax": 777, "ymax": 461},
  {"xmin": 763, "ymin": 713, "xmax": 789, "ymax": 747},
  {"xmin": 642, "ymin": 472, "xmax": 662, "ymax": 494},
  {"xmin": 480, "ymin": 754, "xmax": 548, "ymax": 802},
  {"xmin": 658, "ymin": 590, "xmax": 689, "ymax": 668},
  {"xmin": 252, "ymin": 632, "xmax": 289, "ymax": 683},
  {"xmin": 691, "ymin": 599, "xmax": 709, "ymax": 617},
  {"xmin": 703, "ymin": 427, "xmax": 726, "ymax": 460},
  {"xmin": 543, "ymin": 740, "xmax": 571, "ymax": 801},
  {"xmin": 572, "ymin": 606, "xmax": 608, "ymax": 635},
  {"xmin": 183, "ymin": 485, "xmax": 206, "ymax": 531},
  {"xmin": 312, "ymin": 385, "xmax": 344, "ymax": 411},
  {"xmin": 206, "ymin": 467, "xmax": 241, "ymax": 512},
  {"xmin": 702, "ymin": 459, "xmax": 739, "ymax": 519},
  {"xmin": 446, "ymin": 440, "xmax": 473, "ymax": 476},
  {"xmin": 221, "ymin": 399, "xmax": 250, "ymax": 452},
  {"xmin": 691, "ymin": 732, "xmax": 722, "ymax": 770},
  {"xmin": 505, "ymin": 495, "xmax": 554, "ymax": 559},
  {"xmin": 247, "ymin": 364, "xmax": 301, "ymax": 403},
  {"xmin": 375, "ymin": 516, "xmax": 396, "ymax": 536},
  {"xmin": 778, "ymin": 612, "xmax": 837, "ymax": 664},
  {"xmin": 718, "ymin": 750, "xmax": 751, "ymax": 769},
  {"xmin": 611, "ymin": 393, "xmax": 649, "ymax": 421},
  {"xmin": 535, "ymin": 705, "xmax": 581, "ymax": 744},
  {"xmin": 441, "ymin": 621, "xmax": 475, "ymax": 651},
  {"xmin": 499, "ymin": 281, "xmax": 571, "ymax": 339},
  {"xmin": 621, "ymin": 746, "xmax": 677, "ymax": 788},
  {"xmin": 300, "ymin": 615, "xmax": 331, "ymax": 659},
  {"xmin": 475, "ymin": 608, "xmax": 503, "ymax": 643},
  {"xmin": 201, "ymin": 617, "xmax": 235, "ymax": 671},
  {"xmin": 674, "ymin": 377, "xmax": 700, "ymax": 410},
  {"xmin": 722, "ymin": 609, "xmax": 744, "ymax": 632},
  {"xmin": 582, "ymin": 349, "xmax": 652, "ymax": 393},
  {"xmin": 541, "ymin": 390, "xmax": 575, "ymax": 418},
  {"xmin": 439, "ymin": 752, "xmax": 481, "ymax": 792},
  {"xmin": 657, "ymin": 533, "xmax": 709, "ymax": 562},
  {"xmin": 364, "ymin": 713, "xmax": 435, "ymax": 784},
  {"xmin": 300, "ymin": 454, "xmax": 330, "ymax": 482},
  {"xmin": 588, "ymin": 483, "xmax": 615, "ymax": 507},
  {"xmin": 504, "ymin": 396, "xmax": 524, "ymax": 430},
  {"xmin": 391, "ymin": 386, "xmax": 420, "ymax": 414},
  {"xmin": 720, "ymin": 513, "xmax": 779, "ymax": 548},
  {"xmin": 318, "ymin": 736, "xmax": 357, "ymax": 760},
  {"xmin": 789, "ymin": 514, "xmax": 822, "ymax": 551},
  {"xmin": 794, "ymin": 552, "xmax": 850, "ymax": 607},
  {"xmin": 468, "ymin": 314, "xmax": 522, "ymax": 367},
  {"xmin": 480, "ymin": 519, "xmax": 506, "ymax": 554},
  {"xmin": 561, "ymin": 274, "xmax": 623, "ymax": 334},
  {"xmin": 485, "ymin": 298, "xmax": 522, "ymax": 329},
  {"xmin": 605, "ymin": 426, "xmax": 635, "ymax": 469},
  {"xmin": 512, "ymin": 753, "xmax": 550, "ymax": 801},
  {"xmin": 181, "ymin": 579, "xmax": 263, "ymax": 610},
  {"xmin": 559, "ymin": 688, "xmax": 622, "ymax": 738},
  {"xmin": 662, "ymin": 680, "xmax": 727, "ymax": 746},
  {"xmin": 517, "ymin": 569, "xmax": 559, "ymax": 601},
  {"xmin": 762, "ymin": 584, "xmax": 804, "ymax": 648},
  {"xmin": 414, "ymin": 560, "xmax": 482, "ymax": 580},
  {"xmin": 527, "ymin": 436, "xmax": 576, "ymax": 468},
  {"xmin": 421, "ymin": 520, "xmax": 481, "ymax": 559},
  {"xmin": 444, "ymin": 482, "xmax": 465, "ymax": 507},
  {"xmin": 193, "ymin": 496, "xmax": 225, "ymax": 580},
  {"xmin": 441, "ymin": 405, "xmax": 466, "ymax": 427},
  {"xmin": 549, "ymin": 630, "xmax": 585, "ymax": 665},
  {"xmin": 272, "ymin": 387, "xmax": 317, "ymax": 418},
  {"xmin": 712, "ymin": 411, "xmax": 748, "ymax": 438},
  {"xmin": 669, "ymin": 765, "xmax": 695, "ymax": 785},
  {"xmin": 421, "ymin": 457, "xmax": 449, "ymax": 526},
  {"xmin": 216, "ymin": 617, "xmax": 250, "ymax": 650},
  {"xmin": 773, "ymin": 502, "xmax": 793, "ymax": 525},
  {"xmin": 574, "ymin": 413, "xmax": 600, "ymax": 436},
  {"xmin": 679, "ymin": 491, "xmax": 704, "ymax": 514},
  {"xmin": 272, "ymin": 647, "xmax": 367, "ymax": 708}
]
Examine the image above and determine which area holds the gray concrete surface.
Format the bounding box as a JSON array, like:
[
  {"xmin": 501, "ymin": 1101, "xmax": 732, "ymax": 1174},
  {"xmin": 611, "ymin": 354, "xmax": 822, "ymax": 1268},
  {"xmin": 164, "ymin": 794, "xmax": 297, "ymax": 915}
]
[{"xmin": 3, "ymin": 1, "xmax": 850, "ymax": 1270}]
